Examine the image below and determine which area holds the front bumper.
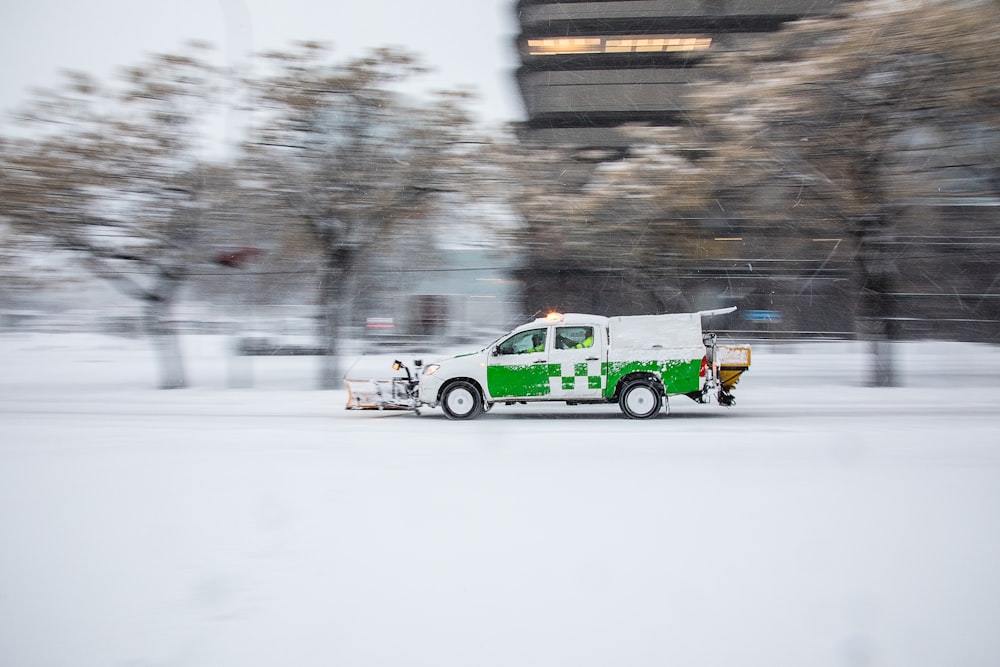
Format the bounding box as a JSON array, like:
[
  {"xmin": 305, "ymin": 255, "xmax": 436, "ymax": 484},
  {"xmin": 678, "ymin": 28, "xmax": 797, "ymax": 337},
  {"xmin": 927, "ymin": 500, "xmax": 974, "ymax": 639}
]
[{"xmin": 417, "ymin": 373, "xmax": 444, "ymax": 406}]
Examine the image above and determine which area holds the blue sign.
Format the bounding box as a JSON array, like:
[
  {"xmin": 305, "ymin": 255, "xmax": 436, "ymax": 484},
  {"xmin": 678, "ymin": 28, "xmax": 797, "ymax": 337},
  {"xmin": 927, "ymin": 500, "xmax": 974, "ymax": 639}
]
[{"xmin": 744, "ymin": 310, "xmax": 783, "ymax": 323}]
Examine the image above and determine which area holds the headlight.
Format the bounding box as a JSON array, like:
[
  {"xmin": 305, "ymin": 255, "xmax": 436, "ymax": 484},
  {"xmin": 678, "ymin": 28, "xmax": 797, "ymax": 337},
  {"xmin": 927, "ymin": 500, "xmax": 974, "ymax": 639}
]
[{"xmin": 423, "ymin": 364, "xmax": 440, "ymax": 376}]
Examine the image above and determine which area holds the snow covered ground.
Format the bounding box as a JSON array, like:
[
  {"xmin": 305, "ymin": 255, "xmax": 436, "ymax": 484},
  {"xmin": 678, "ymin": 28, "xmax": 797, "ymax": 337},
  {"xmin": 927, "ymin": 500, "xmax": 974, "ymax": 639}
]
[{"xmin": 2, "ymin": 332, "xmax": 999, "ymax": 667}]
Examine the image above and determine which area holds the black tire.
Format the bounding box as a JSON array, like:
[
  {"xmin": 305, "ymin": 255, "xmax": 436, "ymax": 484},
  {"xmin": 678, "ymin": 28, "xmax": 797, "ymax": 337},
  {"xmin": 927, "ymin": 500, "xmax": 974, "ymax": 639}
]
[
  {"xmin": 618, "ymin": 380, "xmax": 662, "ymax": 419},
  {"xmin": 440, "ymin": 381, "xmax": 484, "ymax": 420}
]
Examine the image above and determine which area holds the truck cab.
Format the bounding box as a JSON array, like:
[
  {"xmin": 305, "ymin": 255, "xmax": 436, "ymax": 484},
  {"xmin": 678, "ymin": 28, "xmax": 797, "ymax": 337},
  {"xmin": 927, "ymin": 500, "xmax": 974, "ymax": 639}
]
[{"xmin": 486, "ymin": 312, "xmax": 607, "ymax": 403}]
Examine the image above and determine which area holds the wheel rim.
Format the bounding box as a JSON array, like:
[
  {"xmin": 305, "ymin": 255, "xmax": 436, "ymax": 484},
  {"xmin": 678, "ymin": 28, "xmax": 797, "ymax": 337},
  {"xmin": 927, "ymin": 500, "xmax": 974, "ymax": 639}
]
[
  {"xmin": 625, "ymin": 385, "xmax": 656, "ymax": 416},
  {"xmin": 445, "ymin": 386, "xmax": 475, "ymax": 416}
]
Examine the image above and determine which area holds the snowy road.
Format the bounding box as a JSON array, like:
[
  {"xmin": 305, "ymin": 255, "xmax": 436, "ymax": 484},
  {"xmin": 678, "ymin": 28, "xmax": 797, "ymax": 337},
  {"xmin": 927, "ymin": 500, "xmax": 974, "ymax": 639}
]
[{"xmin": 2, "ymin": 333, "xmax": 1000, "ymax": 667}]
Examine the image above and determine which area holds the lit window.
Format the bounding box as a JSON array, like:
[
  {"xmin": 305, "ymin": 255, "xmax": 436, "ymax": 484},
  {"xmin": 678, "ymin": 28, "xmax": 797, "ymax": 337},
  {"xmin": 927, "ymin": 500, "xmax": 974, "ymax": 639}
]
[
  {"xmin": 526, "ymin": 37, "xmax": 602, "ymax": 55},
  {"xmin": 528, "ymin": 35, "xmax": 711, "ymax": 56}
]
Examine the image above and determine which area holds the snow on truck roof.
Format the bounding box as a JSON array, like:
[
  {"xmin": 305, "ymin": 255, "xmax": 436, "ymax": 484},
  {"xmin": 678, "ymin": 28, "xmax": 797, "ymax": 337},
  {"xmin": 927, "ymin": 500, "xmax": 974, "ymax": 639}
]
[
  {"xmin": 528, "ymin": 307, "xmax": 736, "ymax": 328},
  {"xmin": 516, "ymin": 308, "xmax": 737, "ymax": 349}
]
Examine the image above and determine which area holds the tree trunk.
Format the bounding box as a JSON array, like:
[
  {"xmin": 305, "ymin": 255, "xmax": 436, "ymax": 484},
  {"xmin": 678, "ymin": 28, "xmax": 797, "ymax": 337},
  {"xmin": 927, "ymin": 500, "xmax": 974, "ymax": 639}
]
[
  {"xmin": 317, "ymin": 249, "xmax": 355, "ymax": 389},
  {"xmin": 142, "ymin": 268, "xmax": 188, "ymax": 389},
  {"xmin": 854, "ymin": 213, "xmax": 900, "ymax": 387},
  {"xmin": 144, "ymin": 297, "xmax": 186, "ymax": 389}
]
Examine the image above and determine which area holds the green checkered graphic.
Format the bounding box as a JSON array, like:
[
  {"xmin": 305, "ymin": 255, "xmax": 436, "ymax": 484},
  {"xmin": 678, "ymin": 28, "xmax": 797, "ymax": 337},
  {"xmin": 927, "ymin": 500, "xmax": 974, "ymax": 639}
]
[
  {"xmin": 486, "ymin": 355, "xmax": 705, "ymax": 400},
  {"xmin": 554, "ymin": 361, "xmax": 603, "ymax": 393}
]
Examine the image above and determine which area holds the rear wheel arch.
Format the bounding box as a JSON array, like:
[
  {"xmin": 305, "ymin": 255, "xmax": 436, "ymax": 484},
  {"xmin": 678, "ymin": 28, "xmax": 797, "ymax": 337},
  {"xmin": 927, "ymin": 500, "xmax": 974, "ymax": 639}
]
[{"xmin": 613, "ymin": 372, "xmax": 664, "ymax": 400}]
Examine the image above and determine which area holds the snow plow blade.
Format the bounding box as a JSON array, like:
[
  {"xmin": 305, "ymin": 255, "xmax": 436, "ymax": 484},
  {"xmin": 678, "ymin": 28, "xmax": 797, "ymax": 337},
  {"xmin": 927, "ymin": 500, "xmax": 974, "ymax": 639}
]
[
  {"xmin": 344, "ymin": 378, "xmax": 415, "ymax": 410},
  {"xmin": 344, "ymin": 360, "xmax": 421, "ymax": 411}
]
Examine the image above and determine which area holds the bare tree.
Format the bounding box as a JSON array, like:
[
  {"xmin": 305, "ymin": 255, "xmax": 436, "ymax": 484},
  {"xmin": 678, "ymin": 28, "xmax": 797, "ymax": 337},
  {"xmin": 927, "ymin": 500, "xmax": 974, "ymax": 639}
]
[
  {"xmin": 0, "ymin": 44, "xmax": 222, "ymax": 387},
  {"xmin": 242, "ymin": 43, "xmax": 478, "ymax": 387},
  {"xmin": 496, "ymin": 126, "xmax": 720, "ymax": 313}
]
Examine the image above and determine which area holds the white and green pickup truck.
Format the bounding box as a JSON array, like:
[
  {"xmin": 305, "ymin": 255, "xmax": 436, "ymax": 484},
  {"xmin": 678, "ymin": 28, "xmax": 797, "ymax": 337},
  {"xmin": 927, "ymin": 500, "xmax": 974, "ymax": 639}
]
[{"xmin": 345, "ymin": 308, "xmax": 750, "ymax": 420}]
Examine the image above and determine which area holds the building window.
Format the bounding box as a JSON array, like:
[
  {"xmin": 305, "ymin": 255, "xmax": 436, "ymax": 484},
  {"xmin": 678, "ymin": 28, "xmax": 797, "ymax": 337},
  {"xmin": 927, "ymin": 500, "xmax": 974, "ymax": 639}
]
[{"xmin": 527, "ymin": 35, "xmax": 712, "ymax": 56}]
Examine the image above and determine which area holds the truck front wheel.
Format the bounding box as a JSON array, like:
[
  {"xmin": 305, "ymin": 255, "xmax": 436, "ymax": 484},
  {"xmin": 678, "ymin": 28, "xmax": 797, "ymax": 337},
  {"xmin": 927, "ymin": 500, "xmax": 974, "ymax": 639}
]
[
  {"xmin": 619, "ymin": 380, "xmax": 662, "ymax": 419},
  {"xmin": 441, "ymin": 381, "xmax": 484, "ymax": 420}
]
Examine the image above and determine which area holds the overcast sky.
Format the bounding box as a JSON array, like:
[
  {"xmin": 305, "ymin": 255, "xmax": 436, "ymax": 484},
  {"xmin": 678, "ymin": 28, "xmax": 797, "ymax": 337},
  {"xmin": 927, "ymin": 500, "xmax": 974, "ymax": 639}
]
[{"xmin": 0, "ymin": 0, "xmax": 525, "ymax": 124}]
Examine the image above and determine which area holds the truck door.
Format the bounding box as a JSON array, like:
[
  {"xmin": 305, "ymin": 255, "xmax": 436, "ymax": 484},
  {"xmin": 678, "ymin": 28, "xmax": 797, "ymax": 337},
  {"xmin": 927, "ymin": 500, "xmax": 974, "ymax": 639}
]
[
  {"xmin": 486, "ymin": 327, "xmax": 553, "ymax": 399},
  {"xmin": 549, "ymin": 325, "xmax": 604, "ymax": 400}
]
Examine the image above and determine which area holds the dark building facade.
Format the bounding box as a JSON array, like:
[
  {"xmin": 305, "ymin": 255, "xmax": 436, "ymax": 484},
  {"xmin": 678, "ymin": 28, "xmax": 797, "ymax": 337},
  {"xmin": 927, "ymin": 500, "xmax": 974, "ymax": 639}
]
[{"xmin": 515, "ymin": 0, "xmax": 843, "ymax": 150}]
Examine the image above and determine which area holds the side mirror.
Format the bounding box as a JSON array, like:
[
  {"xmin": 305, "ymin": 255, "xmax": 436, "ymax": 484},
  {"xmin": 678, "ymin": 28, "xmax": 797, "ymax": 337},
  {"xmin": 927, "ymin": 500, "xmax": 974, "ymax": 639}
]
[{"xmin": 492, "ymin": 345, "xmax": 500, "ymax": 357}]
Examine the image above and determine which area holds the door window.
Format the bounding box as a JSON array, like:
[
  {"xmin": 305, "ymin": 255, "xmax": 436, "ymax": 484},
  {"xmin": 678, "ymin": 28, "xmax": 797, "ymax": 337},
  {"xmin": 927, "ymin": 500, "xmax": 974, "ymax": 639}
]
[
  {"xmin": 554, "ymin": 326, "xmax": 594, "ymax": 350},
  {"xmin": 496, "ymin": 328, "xmax": 547, "ymax": 355}
]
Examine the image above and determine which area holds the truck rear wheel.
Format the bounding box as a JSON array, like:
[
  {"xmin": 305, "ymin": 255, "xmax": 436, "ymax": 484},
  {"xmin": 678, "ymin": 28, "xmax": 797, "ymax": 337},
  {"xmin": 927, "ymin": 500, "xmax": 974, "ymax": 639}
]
[
  {"xmin": 619, "ymin": 380, "xmax": 662, "ymax": 419},
  {"xmin": 441, "ymin": 381, "xmax": 484, "ymax": 420}
]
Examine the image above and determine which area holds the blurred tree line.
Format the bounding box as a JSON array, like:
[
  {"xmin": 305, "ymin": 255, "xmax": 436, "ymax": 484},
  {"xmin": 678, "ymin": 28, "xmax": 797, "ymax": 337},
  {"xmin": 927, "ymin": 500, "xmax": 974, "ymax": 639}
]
[
  {"xmin": 0, "ymin": 42, "xmax": 508, "ymax": 388},
  {"xmin": 698, "ymin": 0, "xmax": 1000, "ymax": 385},
  {"xmin": 1, "ymin": 0, "xmax": 998, "ymax": 388}
]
